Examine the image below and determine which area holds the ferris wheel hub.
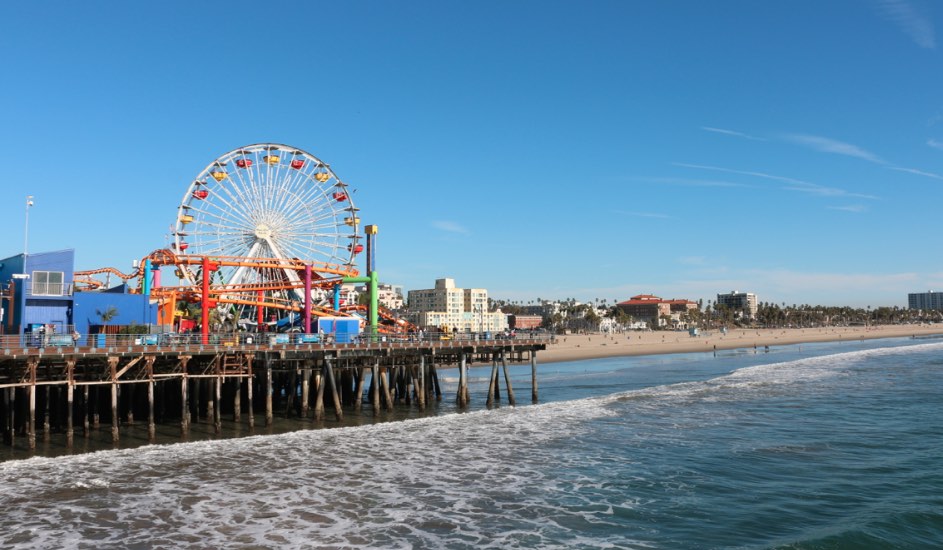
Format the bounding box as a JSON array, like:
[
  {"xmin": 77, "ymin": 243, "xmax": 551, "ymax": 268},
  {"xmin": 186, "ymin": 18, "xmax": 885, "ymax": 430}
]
[{"xmin": 254, "ymin": 223, "xmax": 272, "ymax": 239}]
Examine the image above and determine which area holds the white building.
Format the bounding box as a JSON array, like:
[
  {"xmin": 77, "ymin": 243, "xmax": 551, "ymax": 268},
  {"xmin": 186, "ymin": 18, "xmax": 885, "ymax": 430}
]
[
  {"xmin": 716, "ymin": 290, "xmax": 758, "ymax": 318},
  {"xmin": 354, "ymin": 283, "xmax": 404, "ymax": 310},
  {"xmin": 407, "ymin": 278, "xmax": 508, "ymax": 333}
]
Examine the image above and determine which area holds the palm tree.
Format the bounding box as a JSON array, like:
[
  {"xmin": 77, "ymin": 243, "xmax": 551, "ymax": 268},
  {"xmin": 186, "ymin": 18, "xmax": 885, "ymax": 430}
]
[{"xmin": 96, "ymin": 306, "xmax": 119, "ymax": 334}]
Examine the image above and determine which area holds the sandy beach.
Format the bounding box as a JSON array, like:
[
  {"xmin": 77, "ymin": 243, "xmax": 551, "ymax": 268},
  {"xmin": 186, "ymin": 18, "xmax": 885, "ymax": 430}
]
[{"xmin": 539, "ymin": 324, "xmax": 943, "ymax": 364}]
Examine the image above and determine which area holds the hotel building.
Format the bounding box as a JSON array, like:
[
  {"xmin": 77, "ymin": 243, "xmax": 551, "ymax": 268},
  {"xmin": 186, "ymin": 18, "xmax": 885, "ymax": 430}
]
[
  {"xmin": 407, "ymin": 278, "xmax": 508, "ymax": 333},
  {"xmin": 715, "ymin": 290, "xmax": 758, "ymax": 318},
  {"xmin": 908, "ymin": 291, "xmax": 943, "ymax": 311}
]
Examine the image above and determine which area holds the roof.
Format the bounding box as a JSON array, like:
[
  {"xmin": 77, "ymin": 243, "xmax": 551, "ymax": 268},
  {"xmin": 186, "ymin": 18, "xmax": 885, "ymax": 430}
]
[{"xmin": 618, "ymin": 296, "xmax": 696, "ymax": 306}]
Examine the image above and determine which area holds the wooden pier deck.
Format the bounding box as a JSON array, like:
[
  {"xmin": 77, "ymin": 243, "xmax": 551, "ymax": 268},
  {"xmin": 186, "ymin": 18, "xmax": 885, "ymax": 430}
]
[{"xmin": 0, "ymin": 333, "xmax": 550, "ymax": 451}]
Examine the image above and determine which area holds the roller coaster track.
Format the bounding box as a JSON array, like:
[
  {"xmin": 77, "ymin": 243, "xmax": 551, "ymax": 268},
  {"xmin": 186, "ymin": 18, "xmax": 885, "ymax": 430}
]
[{"xmin": 74, "ymin": 249, "xmax": 415, "ymax": 333}]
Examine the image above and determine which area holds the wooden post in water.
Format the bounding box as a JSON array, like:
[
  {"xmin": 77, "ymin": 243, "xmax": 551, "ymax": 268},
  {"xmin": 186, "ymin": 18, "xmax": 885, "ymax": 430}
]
[
  {"xmin": 92, "ymin": 385, "xmax": 100, "ymax": 429},
  {"xmin": 404, "ymin": 363, "xmax": 413, "ymax": 406},
  {"xmin": 180, "ymin": 373, "xmax": 189, "ymax": 436},
  {"xmin": 233, "ymin": 377, "xmax": 242, "ymax": 423},
  {"xmin": 371, "ymin": 360, "xmax": 380, "ymax": 416},
  {"xmin": 246, "ymin": 357, "xmax": 255, "ymax": 429},
  {"xmin": 26, "ymin": 358, "xmax": 38, "ymax": 450},
  {"xmin": 301, "ymin": 360, "xmax": 312, "ymax": 418},
  {"xmin": 108, "ymin": 356, "xmax": 119, "ymax": 443},
  {"xmin": 379, "ymin": 365, "xmax": 394, "ymax": 412},
  {"xmin": 83, "ymin": 385, "xmax": 89, "ymax": 437},
  {"xmin": 214, "ymin": 375, "xmax": 222, "ymax": 434},
  {"xmin": 66, "ymin": 358, "xmax": 75, "ymax": 448},
  {"xmin": 416, "ymin": 357, "xmax": 426, "ymax": 411},
  {"xmin": 4, "ymin": 387, "xmax": 13, "ymax": 446},
  {"xmin": 487, "ymin": 354, "xmax": 499, "ymax": 407},
  {"xmin": 126, "ymin": 383, "xmax": 135, "ymax": 426},
  {"xmin": 531, "ymin": 351, "xmax": 539, "ymax": 403},
  {"xmin": 145, "ymin": 357, "xmax": 155, "ymax": 442},
  {"xmin": 265, "ymin": 360, "xmax": 273, "ymax": 427},
  {"xmin": 43, "ymin": 386, "xmax": 51, "ymax": 441},
  {"xmin": 456, "ymin": 353, "xmax": 468, "ymax": 407},
  {"xmin": 501, "ymin": 350, "xmax": 516, "ymax": 406},
  {"xmin": 314, "ymin": 360, "xmax": 326, "ymax": 421},
  {"xmin": 324, "ymin": 357, "xmax": 343, "ymax": 421},
  {"xmin": 431, "ymin": 362, "xmax": 442, "ymax": 401},
  {"xmin": 354, "ymin": 367, "xmax": 366, "ymax": 411}
]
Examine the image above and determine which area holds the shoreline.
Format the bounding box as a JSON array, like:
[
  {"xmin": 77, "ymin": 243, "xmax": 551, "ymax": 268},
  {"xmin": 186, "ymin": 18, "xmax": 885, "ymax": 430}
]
[{"xmin": 538, "ymin": 324, "xmax": 943, "ymax": 364}]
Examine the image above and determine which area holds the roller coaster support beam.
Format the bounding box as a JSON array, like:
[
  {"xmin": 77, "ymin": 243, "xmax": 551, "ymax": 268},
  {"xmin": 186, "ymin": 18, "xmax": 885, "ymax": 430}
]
[
  {"xmin": 257, "ymin": 289, "xmax": 264, "ymax": 333},
  {"xmin": 303, "ymin": 264, "xmax": 312, "ymax": 334},
  {"xmin": 200, "ymin": 257, "xmax": 219, "ymax": 345},
  {"xmin": 333, "ymin": 283, "xmax": 341, "ymax": 311},
  {"xmin": 143, "ymin": 258, "xmax": 152, "ymax": 296},
  {"xmin": 366, "ymin": 224, "xmax": 378, "ymax": 340}
]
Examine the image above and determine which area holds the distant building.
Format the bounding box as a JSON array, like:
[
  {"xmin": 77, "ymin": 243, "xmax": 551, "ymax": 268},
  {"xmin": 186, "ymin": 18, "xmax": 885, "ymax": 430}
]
[
  {"xmin": 355, "ymin": 283, "xmax": 404, "ymax": 310},
  {"xmin": 509, "ymin": 314, "xmax": 542, "ymax": 330},
  {"xmin": 616, "ymin": 294, "xmax": 697, "ymax": 327},
  {"xmin": 407, "ymin": 278, "xmax": 508, "ymax": 333},
  {"xmin": 716, "ymin": 290, "xmax": 758, "ymax": 318},
  {"xmin": 908, "ymin": 291, "xmax": 943, "ymax": 311}
]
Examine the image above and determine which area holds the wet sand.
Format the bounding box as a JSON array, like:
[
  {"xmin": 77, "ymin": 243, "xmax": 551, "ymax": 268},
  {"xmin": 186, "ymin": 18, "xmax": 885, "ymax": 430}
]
[{"xmin": 539, "ymin": 324, "xmax": 943, "ymax": 364}]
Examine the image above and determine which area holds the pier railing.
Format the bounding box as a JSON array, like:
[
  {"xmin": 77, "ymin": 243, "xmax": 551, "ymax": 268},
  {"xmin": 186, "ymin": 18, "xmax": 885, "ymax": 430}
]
[{"xmin": 0, "ymin": 330, "xmax": 554, "ymax": 354}]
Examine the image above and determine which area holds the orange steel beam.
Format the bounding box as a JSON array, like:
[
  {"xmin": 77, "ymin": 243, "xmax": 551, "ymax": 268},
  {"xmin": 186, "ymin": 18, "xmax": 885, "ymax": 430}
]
[{"xmin": 76, "ymin": 249, "xmax": 359, "ymax": 283}]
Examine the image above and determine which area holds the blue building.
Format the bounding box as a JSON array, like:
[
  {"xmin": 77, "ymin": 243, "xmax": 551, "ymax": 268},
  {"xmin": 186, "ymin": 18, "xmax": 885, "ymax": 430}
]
[{"xmin": 0, "ymin": 250, "xmax": 156, "ymax": 337}]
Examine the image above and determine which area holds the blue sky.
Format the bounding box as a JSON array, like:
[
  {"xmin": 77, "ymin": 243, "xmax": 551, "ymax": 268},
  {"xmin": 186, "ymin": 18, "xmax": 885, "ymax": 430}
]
[{"xmin": 2, "ymin": 1, "xmax": 941, "ymax": 308}]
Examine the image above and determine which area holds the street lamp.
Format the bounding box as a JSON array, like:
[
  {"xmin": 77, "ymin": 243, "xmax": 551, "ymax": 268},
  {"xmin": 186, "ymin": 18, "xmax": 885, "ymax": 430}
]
[{"xmin": 24, "ymin": 195, "xmax": 34, "ymax": 263}]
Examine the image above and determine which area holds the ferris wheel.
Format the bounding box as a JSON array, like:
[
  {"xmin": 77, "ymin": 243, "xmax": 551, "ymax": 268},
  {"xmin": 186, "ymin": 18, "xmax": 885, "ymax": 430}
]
[{"xmin": 172, "ymin": 143, "xmax": 362, "ymax": 307}]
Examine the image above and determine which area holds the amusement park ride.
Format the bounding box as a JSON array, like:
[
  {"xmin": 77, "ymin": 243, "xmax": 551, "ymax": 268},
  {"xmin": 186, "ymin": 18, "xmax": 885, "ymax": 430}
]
[{"xmin": 73, "ymin": 143, "xmax": 413, "ymax": 342}]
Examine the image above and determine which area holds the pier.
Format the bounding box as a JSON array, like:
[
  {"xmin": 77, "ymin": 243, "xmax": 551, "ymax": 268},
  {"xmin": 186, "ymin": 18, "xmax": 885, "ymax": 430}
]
[{"xmin": 0, "ymin": 332, "xmax": 548, "ymax": 451}]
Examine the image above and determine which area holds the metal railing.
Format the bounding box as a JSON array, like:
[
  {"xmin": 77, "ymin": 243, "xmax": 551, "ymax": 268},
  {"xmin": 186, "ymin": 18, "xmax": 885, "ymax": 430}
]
[
  {"xmin": 0, "ymin": 330, "xmax": 554, "ymax": 352},
  {"xmin": 25, "ymin": 282, "xmax": 74, "ymax": 297}
]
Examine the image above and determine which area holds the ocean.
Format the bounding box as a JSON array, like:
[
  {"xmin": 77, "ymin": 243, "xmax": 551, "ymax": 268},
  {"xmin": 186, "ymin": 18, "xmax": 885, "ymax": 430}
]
[{"xmin": 1, "ymin": 337, "xmax": 941, "ymax": 549}]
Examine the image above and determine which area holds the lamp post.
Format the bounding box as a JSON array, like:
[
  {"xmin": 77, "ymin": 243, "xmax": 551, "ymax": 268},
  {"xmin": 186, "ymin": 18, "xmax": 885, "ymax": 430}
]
[{"xmin": 24, "ymin": 195, "xmax": 34, "ymax": 265}]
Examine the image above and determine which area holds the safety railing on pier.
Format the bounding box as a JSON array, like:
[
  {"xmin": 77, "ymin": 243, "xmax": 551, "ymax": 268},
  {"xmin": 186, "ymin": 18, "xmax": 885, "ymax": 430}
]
[{"xmin": 0, "ymin": 330, "xmax": 554, "ymax": 353}]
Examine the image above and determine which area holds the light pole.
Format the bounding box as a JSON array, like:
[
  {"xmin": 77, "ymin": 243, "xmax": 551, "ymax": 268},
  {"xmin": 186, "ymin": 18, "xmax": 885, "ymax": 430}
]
[{"xmin": 24, "ymin": 195, "xmax": 34, "ymax": 265}]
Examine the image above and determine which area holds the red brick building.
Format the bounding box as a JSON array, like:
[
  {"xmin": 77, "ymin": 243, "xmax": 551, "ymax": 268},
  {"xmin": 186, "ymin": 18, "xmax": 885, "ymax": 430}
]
[
  {"xmin": 616, "ymin": 294, "xmax": 697, "ymax": 326},
  {"xmin": 508, "ymin": 314, "xmax": 543, "ymax": 330}
]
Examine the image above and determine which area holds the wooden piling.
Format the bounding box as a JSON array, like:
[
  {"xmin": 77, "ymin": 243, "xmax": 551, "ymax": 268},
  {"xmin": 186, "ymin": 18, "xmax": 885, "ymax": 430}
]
[
  {"xmin": 456, "ymin": 353, "xmax": 468, "ymax": 407},
  {"xmin": 501, "ymin": 351, "xmax": 516, "ymax": 406},
  {"xmin": 301, "ymin": 361, "xmax": 312, "ymax": 418},
  {"xmin": 126, "ymin": 383, "xmax": 135, "ymax": 426},
  {"xmin": 415, "ymin": 357, "xmax": 426, "ymax": 411},
  {"xmin": 246, "ymin": 363, "xmax": 255, "ymax": 429},
  {"xmin": 108, "ymin": 356, "xmax": 119, "ymax": 443},
  {"xmin": 371, "ymin": 361, "xmax": 380, "ymax": 416},
  {"xmin": 214, "ymin": 375, "xmax": 222, "ymax": 434},
  {"xmin": 25, "ymin": 357, "xmax": 37, "ymax": 450},
  {"xmin": 376, "ymin": 366, "xmax": 391, "ymax": 412},
  {"xmin": 487, "ymin": 355, "xmax": 499, "ymax": 407},
  {"xmin": 431, "ymin": 362, "xmax": 442, "ymax": 401},
  {"xmin": 265, "ymin": 361, "xmax": 273, "ymax": 427},
  {"xmin": 314, "ymin": 361, "xmax": 326, "ymax": 421},
  {"xmin": 180, "ymin": 373, "xmax": 189, "ymax": 436},
  {"xmin": 146, "ymin": 357, "xmax": 156, "ymax": 442},
  {"xmin": 66, "ymin": 358, "xmax": 75, "ymax": 448},
  {"xmin": 233, "ymin": 377, "xmax": 242, "ymax": 422},
  {"xmin": 43, "ymin": 386, "xmax": 51, "ymax": 441},
  {"xmin": 83, "ymin": 385, "xmax": 89, "ymax": 436},
  {"xmin": 4, "ymin": 387, "xmax": 13, "ymax": 445},
  {"xmin": 531, "ymin": 352, "xmax": 539, "ymax": 403},
  {"xmin": 324, "ymin": 357, "xmax": 343, "ymax": 421},
  {"xmin": 354, "ymin": 367, "xmax": 366, "ymax": 411}
]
